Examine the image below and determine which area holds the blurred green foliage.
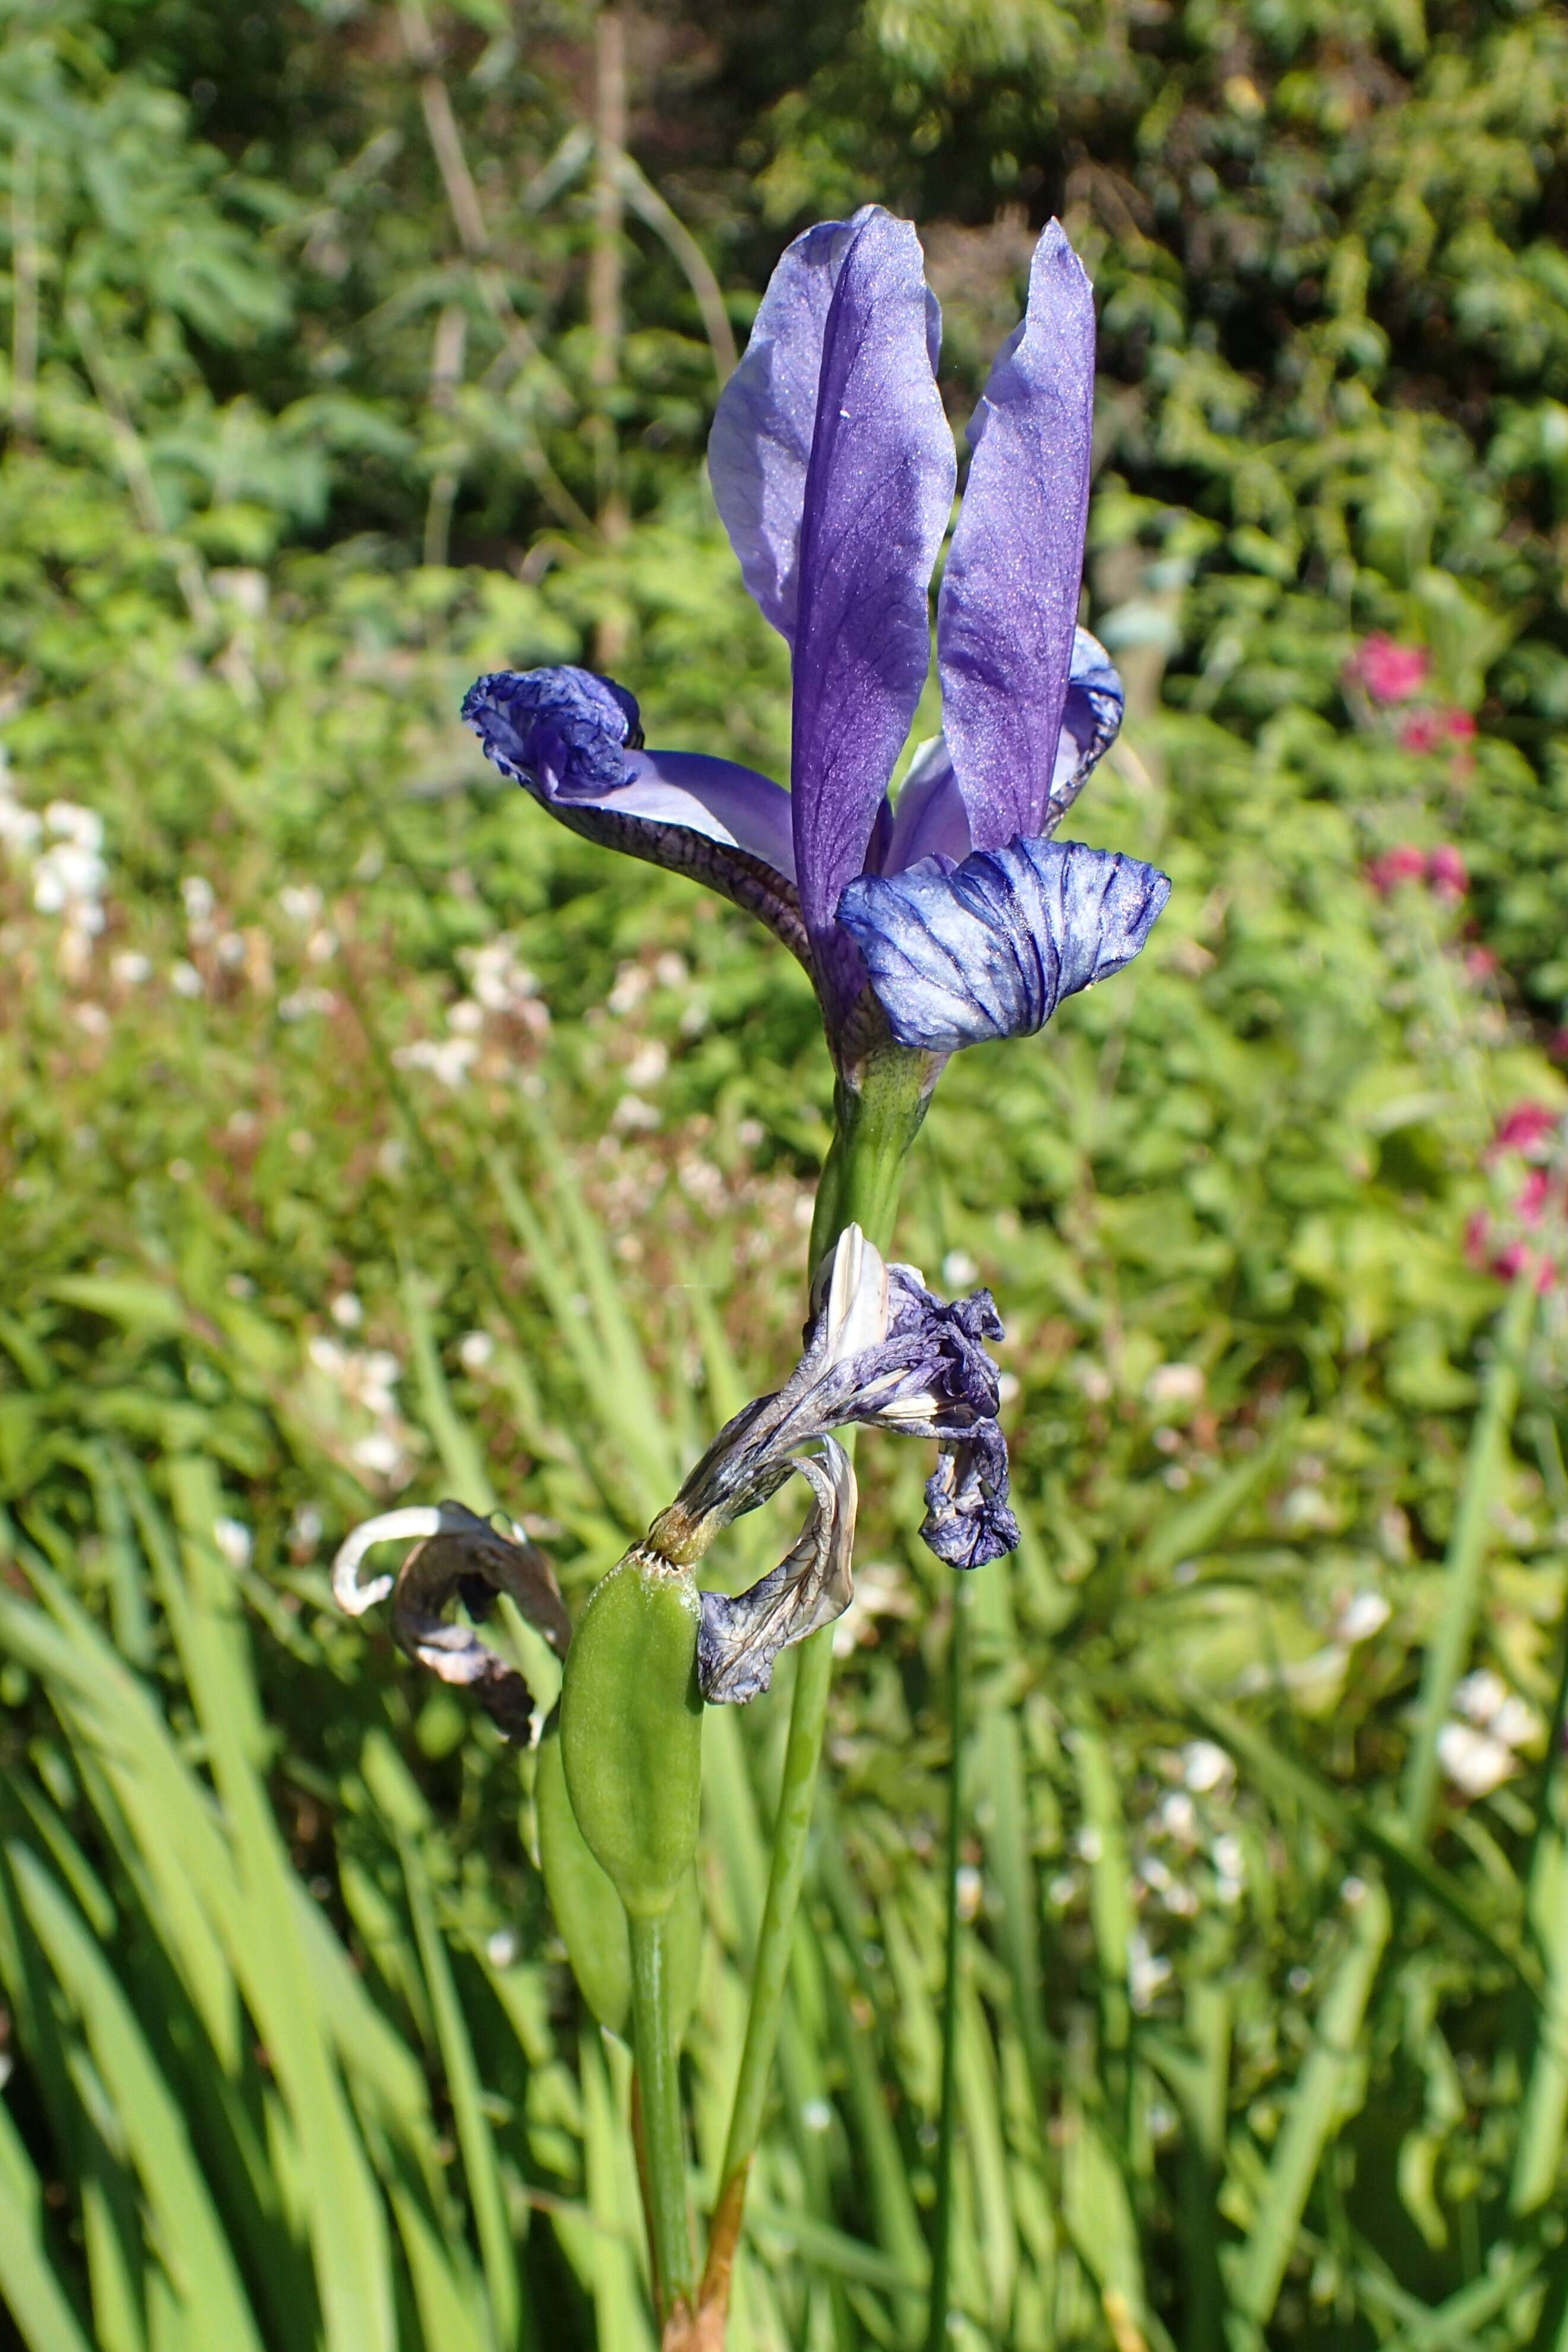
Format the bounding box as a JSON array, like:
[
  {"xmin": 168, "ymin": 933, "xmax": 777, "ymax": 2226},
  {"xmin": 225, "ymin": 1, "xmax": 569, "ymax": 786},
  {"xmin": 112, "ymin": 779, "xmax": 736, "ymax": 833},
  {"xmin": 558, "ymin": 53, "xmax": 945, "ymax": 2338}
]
[{"xmin": 4, "ymin": 0, "xmax": 1568, "ymax": 2346}]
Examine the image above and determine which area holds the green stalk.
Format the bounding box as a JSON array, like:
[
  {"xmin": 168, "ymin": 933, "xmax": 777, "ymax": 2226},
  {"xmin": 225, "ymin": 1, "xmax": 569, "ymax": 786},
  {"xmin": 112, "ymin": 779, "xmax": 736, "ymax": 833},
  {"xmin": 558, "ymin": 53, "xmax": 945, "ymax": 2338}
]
[
  {"xmin": 627, "ymin": 1908, "xmax": 694, "ymax": 2322},
  {"xmin": 705, "ymin": 1045, "xmax": 931, "ymax": 2302},
  {"xmin": 808, "ymin": 1048, "xmax": 932, "ymax": 1275},
  {"xmin": 925, "ymin": 1575, "xmax": 969, "ymax": 2352},
  {"xmin": 1401, "ymin": 1267, "xmax": 1537, "ymax": 1836}
]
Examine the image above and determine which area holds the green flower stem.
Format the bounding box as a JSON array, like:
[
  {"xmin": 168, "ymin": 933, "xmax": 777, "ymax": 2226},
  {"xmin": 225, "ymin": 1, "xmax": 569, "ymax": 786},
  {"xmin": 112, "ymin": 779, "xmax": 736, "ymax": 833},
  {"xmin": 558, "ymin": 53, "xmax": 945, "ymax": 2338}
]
[
  {"xmin": 808, "ymin": 1047, "xmax": 934, "ymax": 1276},
  {"xmin": 627, "ymin": 1906, "xmax": 695, "ymax": 2322},
  {"xmin": 706, "ymin": 1045, "xmax": 932, "ymax": 2296},
  {"xmin": 713, "ymin": 1615, "xmax": 837, "ymax": 2199},
  {"xmin": 925, "ymin": 1575, "xmax": 970, "ymax": 2352}
]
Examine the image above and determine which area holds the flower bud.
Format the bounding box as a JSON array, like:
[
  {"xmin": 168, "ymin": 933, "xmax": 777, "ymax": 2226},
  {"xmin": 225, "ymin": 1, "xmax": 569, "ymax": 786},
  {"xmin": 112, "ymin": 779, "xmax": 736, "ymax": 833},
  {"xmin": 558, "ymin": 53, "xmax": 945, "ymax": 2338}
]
[{"xmin": 559, "ymin": 1551, "xmax": 703, "ymax": 1918}]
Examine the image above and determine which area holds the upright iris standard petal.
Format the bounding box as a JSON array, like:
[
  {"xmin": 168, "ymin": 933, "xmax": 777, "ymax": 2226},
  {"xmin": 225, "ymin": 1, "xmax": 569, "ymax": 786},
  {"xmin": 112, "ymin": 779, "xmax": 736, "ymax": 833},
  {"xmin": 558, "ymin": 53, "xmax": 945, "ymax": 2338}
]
[
  {"xmin": 937, "ymin": 221, "xmax": 1096, "ymax": 851},
  {"xmin": 707, "ymin": 211, "xmax": 867, "ymax": 643},
  {"xmin": 788, "ymin": 213, "xmax": 957, "ymax": 1003},
  {"xmin": 463, "ymin": 665, "xmax": 807, "ymax": 958},
  {"xmin": 837, "ymin": 834, "xmax": 1171, "ymax": 1055}
]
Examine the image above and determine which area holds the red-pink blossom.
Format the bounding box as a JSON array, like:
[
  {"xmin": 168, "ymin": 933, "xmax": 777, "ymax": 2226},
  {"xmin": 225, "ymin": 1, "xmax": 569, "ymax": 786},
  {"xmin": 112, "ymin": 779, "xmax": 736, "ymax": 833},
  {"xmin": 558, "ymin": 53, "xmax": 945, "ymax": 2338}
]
[
  {"xmin": 1399, "ymin": 706, "xmax": 1477, "ymax": 754},
  {"xmin": 1471, "ymin": 1106, "xmax": 1566, "ymax": 1291},
  {"xmin": 1349, "ymin": 634, "xmax": 1430, "ymax": 704},
  {"xmin": 1365, "ymin": 845, "xmax": 1428, "ymax": 895},
  {"xmin": 1464, "ymin": 946, "xmax": 1500, "ymax": 982},
  {"xmin": 1427, "ymin": 845, "xmax": 1468, "ymax": 902},
  {"xmin": 1493, "ymin": 1102, "xmax": 1558, "ymax": 1158}
]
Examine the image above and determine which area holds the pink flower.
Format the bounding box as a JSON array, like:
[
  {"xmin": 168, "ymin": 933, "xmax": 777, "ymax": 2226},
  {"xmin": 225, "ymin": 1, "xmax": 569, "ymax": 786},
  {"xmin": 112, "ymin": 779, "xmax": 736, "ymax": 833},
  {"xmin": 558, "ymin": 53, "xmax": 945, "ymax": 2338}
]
[
  {"xmin": 1427, "ymin": 845, "xmax": 1468, "ymax": 902},
  {"xmin": 1400, "ymin": 706, "xmax": 1477, "ymax": 755},
  {"xmin": 1365, "ymin": 845, "xmax": 1428, "ymax": 895},
  {"xmin": 1464, "ymin": 946, "xmax": 1500, "ymax": 982},
  {"xmin": 1399, "ymin": 710, "xmax": 1446, "ymax": 754},
  {"xmin": 1493, "ymin": 1102, "xmax": 1558, "ymax": 1158},
  {"xmin": 1471, "ymin": 1108, "xmax": 1566, "ymax": 1292},
  {"xmin": 1349, "ymin": 634, "xmax": 1430, "ymax": 705}
]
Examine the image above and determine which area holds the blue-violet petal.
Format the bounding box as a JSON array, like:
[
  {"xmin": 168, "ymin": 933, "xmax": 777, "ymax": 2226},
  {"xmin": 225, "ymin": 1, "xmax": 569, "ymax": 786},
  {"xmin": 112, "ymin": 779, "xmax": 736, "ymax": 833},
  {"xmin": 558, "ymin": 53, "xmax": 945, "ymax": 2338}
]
[
  {"xmin": 1049, "ymin": 628, "xmax": 1124, "ymax": 830},
  {"xmin": 789, "ymin": 211, "xmax": 956, "ymax": 1006},
  {"xmin": 837, "ymin": 833, "xmax": 1171, "ymax": 1055},
  {"xmin": 937, "ymin": 221, "xmax": 1096, "ymax": 850}
]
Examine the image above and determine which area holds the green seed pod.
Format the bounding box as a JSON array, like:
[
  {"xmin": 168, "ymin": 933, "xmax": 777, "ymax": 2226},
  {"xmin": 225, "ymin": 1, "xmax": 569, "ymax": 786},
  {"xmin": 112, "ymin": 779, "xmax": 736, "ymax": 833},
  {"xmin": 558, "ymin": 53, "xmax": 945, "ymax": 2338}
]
[
  {"xmin": 535, "ymin": 1723, "xmax": 700, "ymax": 2038},
  {"xmin": 560, "ymin": 1550, "xmax": 703, "ymax": 1918}
]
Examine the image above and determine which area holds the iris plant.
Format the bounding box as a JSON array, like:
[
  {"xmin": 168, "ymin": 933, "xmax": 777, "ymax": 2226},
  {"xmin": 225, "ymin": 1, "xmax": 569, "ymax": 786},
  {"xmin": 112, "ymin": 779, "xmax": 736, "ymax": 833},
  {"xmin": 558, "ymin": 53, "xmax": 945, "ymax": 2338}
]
[{"xmin": 344, "ymin": 207, "xmax": 1171, "ymax": 2348}]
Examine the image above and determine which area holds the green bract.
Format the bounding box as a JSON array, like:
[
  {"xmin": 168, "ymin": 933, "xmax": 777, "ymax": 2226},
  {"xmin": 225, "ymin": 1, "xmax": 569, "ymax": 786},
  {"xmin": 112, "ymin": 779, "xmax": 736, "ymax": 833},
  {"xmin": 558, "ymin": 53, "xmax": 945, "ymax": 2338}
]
[{"xmin": 559, "ymin": 1552, "xmax": 703, "ymax": 1919}]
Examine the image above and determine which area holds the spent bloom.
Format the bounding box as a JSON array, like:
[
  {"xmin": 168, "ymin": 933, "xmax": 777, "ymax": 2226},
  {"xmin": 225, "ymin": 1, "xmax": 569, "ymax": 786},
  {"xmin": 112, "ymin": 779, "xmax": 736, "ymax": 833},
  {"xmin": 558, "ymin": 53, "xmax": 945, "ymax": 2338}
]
[
  {"xmin": 334, "ymin": 1228, "xmax": 1013, "ymax": 1722},
  {"xmin": 463, "ymin": 209, "xmax": 1168, "ymax": 1075}
]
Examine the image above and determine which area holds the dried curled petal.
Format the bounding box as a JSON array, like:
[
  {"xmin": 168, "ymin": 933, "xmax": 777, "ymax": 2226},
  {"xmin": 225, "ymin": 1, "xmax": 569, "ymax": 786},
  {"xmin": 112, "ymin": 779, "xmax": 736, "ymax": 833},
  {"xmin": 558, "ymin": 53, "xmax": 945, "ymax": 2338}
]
[{"xmin": 333, "ymin": 1500, "xmax": 571, "ymax": 1746}]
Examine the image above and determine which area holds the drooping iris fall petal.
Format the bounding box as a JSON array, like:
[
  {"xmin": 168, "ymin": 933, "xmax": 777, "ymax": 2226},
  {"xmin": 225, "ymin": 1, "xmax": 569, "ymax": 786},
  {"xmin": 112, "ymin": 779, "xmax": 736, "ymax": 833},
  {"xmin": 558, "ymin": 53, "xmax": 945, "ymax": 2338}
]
[
  {"xmin": 461, "ymin": 666, "xmax": 807, "ymax": 957},
  {"xmin": 837, "ymin": 834, "xmax": 1169, "ymax": 1055}
]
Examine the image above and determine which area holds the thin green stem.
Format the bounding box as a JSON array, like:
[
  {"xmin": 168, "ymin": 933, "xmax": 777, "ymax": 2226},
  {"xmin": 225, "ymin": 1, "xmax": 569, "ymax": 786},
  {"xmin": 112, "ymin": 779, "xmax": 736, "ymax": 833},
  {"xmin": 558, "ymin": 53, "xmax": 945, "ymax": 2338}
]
[
  {"xmin": 808, "ymin": 1047, "xmax": 932, "ymax": 1275},
  {"xmin": 1401, "ymin": 1269, "xmax": 1537, "ymax": 1839},
  {"xmin": 709, "ymin": 1045, "xmax": 930, "ymax": 2273},
  {"xmin": 627, "ymin": 1908, "xmax": 694, "ymax": 2322},
  {"xmin": 925, "ymin": 1576, "xmax": 969, "ymax": 2352},
  {"xmin": 716, "ymin": 1623, "xmax": 836, "ymax": 2192}
]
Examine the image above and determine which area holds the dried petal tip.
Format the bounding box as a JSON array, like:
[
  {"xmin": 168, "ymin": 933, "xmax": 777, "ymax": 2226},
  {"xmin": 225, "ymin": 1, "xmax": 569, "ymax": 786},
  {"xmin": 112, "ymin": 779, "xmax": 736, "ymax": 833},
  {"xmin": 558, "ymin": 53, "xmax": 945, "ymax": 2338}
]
[
  {"xmin": 698, "ymin": 1439, "xmax": 857, "ymax": 1703},
  {"xmin": 333, "ymin": 1499, "xmax": 572, "ymax": 1746}
]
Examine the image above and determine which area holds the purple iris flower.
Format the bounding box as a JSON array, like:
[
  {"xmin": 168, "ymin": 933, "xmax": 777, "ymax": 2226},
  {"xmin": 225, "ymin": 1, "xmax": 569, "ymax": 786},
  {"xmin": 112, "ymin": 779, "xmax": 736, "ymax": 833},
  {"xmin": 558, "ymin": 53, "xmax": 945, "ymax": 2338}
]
[{"xmin": 462, "ymin": 207, "xmax": 1169, "ymax": 1067}]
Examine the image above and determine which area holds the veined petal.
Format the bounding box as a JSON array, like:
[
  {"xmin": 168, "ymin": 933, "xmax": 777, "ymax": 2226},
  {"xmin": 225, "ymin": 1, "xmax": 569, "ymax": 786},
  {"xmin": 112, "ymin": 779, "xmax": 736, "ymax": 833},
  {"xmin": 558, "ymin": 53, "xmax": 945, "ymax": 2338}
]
[
  {"xmin": 790, "ymin": 212, "xmax": 956, "ymax": 992},
  {"xmin": 463, "ymin": 665, "xmax": 807, "ymax": 960},
  {"xmin": 879, "ymin": 735, "xmax": 973, "ymax": 874},
  {"xmin": 937, "ymin": 220, "xmax": 1096, "ymax": 849},
  {"xmin": 837, "ymin": 833, "xmax": 1171, "ymax": 1055},
  {"xmin": 1048, "ymin": 628, "xmax": 1124, "ymax": 831},
  {"xmin": 709, "ymin": 207, "xmax": 943, "ymax": 644},
  {"xmin": 707, "ymin": 210, "xmax": 862, "ymax": 641},
  {"xmin": 620, "ymin": 751, "xmax": 797, "ymax": 881}
]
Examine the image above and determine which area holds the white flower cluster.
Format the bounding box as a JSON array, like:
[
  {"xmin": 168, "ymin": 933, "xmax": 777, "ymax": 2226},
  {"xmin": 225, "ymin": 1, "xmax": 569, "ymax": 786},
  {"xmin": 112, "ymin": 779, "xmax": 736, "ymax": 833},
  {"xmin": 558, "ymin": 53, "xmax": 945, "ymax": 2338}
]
[
  {"xmin": 1437, "ymin": 1667, "xmax": 1542, "ymax": 1798},
  {"xmin": 394, "ymin": 937, "xmax": 551, "ymax": 1094},
  {"xmin": 459, "ymin": 934, "xmax": 546, "ymax": 1025},
  {"xmin": 0, "ymin": 758, "xmax": 110, "ymax": 981},
  {"xmin": 306, "ymin": 1332, "xmax": 415, "ymax": 1484}
]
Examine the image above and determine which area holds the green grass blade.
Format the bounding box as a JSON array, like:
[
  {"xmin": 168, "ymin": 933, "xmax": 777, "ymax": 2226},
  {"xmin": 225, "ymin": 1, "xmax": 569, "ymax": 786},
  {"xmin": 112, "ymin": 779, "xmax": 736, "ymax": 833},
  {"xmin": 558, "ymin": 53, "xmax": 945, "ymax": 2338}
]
[
  {"xmin": 401, "ymin": 1834, "xmax": 525, "ymax": 2351},
  {"xmin": 0, "ymin": 2092, "xmax": 96, "ymax": 2352},
  {"xmin": 1401, "ymin": 1272, "xmax": 1536, "ymax": 1838},
  {"xmin": 8, "ymin": 1842, "xmax": 267, "ymax": 2351},
  {"xmin": 1227, "ymin": 1877, "xmax": 1392, "ymax": 2344}
]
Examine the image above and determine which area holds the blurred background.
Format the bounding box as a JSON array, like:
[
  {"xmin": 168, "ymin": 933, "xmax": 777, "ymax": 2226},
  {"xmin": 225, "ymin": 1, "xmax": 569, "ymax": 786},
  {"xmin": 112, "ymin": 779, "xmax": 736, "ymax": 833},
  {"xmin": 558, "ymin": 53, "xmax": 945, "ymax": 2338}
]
[{"xmin": 4, "ymin": 1, "xmax": 1568, "ymax": 2346}]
